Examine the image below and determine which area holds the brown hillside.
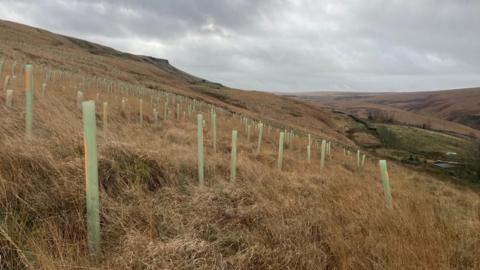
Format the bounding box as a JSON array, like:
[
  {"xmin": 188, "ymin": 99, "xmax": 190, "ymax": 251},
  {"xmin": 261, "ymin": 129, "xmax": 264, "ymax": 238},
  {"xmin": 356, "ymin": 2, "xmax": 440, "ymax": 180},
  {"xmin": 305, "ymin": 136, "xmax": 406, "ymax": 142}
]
[
  {"xmin": 0, "ymin": 20, "xmax": 479, "ymax": 269},
  {"xmin": 0, "ymin": 19, "xmax": 352, "ymax": 146},
  {"xmin": 291, "ymin": 89, "xmax": 480, "ymax": 138}
]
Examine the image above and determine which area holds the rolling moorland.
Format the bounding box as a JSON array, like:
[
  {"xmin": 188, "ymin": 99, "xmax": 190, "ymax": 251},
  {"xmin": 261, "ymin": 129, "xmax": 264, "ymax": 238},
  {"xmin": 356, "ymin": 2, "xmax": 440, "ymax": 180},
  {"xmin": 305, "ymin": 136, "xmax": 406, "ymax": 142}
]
[
  {"xmin": 289, "ymin": 90, "xmax": 480, "ymax": 137},
  {"xmin": 289, "ymin": 90, "xmax": 480, "ymax": 179},
  {"xmin": 0, "ymin": 20, "xmax": 479, "ymax": 269}
]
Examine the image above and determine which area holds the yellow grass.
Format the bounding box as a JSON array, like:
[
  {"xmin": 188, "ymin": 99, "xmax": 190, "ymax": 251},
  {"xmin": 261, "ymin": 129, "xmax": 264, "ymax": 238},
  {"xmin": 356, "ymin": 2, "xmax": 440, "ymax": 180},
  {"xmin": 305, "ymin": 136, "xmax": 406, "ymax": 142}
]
[{"xmin": 0, "ymin": 20, "xmax": 479, "ymax": 269}]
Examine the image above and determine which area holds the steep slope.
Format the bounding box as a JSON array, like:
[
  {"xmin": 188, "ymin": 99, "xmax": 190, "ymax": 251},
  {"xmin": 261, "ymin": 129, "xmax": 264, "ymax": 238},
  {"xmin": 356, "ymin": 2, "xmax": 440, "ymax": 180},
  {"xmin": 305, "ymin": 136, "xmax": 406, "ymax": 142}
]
[
  {"xmin": 0, "ymin": 19, "xmax": 352, "ymax": 145},
  {"xmin": 0, "ymin": 20, "xmax": 479, "ymax": 269}
]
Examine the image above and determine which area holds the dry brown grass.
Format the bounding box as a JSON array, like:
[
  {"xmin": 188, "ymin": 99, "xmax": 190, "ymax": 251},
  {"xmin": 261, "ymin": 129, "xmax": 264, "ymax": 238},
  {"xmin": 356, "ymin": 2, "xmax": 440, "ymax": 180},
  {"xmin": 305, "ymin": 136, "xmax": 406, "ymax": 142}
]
[
  {"xmin": 0, "ymin": 20, "xmax": 479, "ymax": 269},
  {"xmin": 0, "ymin": 61, "xmax": 478, "ymax": 270},
  {"xmin": 0, "ymin": 19, "xmax": 354, "ymax": 146}
]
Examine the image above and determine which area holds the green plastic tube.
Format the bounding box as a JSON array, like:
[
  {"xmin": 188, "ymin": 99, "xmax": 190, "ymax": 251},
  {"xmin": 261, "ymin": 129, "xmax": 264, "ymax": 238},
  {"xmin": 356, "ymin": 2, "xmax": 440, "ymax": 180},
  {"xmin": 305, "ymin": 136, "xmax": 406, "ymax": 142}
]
[
  {"xmin": 256, "ymin": 123, "xmax": 263, "ymax": 154},
  {"xmin": 102, "ymin": 102, "xmax": 108, "ymax": 130},
  {"xmin": 230, "ymin": 130, "xmax": 238, "ymax": 183},
  {"xmin": 320, "ymin": 140, "xmax": 326, "ymax": 170},
  {"xmin": 379, "ymin": 160, "xmax": 393, "ymax": 209},
  {"xmin": 277, "ymin": 132, "xmax": 285, "ymax": 170},
  {"xmin": 24, "ymin": 65, "xmax": 33, "ymax": 138},
  {"xmin": 197, "ymin": 114, "xmax": 204, "ymax": 185},
  {"xmin": 82, "ymin": 101, "xmax": 101, "ymax": 260},
  {"xmin": 211, "ymin": 112, "xmax": 217, "ymax": 152}
]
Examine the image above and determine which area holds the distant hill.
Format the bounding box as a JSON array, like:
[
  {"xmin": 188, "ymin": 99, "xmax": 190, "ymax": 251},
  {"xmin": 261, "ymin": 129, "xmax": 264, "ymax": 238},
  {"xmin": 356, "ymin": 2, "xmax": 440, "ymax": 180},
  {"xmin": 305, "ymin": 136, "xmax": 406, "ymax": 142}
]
[{"xmin": 289, "ymin": 89, "xmax": 480, "ymax": 138}]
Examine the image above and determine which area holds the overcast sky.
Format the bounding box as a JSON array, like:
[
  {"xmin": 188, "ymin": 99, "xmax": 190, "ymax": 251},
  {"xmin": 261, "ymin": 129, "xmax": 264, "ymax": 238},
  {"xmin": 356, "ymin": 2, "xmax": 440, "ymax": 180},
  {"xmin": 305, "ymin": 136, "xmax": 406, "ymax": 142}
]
[{"xmin": 1, "ymin": 0, "xmax": 479, "ymax": 92}]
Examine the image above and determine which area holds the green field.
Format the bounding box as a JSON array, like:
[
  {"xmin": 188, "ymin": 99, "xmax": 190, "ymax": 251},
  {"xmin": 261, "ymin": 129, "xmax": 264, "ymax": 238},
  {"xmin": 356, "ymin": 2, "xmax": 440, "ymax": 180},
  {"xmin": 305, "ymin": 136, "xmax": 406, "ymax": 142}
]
[{"xmin": 374, "ymin": 124, "xmax": 473, "ymax": 158}]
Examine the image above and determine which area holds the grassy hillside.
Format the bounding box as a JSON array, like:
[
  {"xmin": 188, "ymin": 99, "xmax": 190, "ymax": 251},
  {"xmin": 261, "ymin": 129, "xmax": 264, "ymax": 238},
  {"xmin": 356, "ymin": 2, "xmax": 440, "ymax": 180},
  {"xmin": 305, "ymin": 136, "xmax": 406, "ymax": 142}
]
[
  {"xmin": 0, "ymin": 19, "xmax": 351, "ymax": 146},
  {"xmin": 370, "ymin": 89, "xmax": 480, "ymax": 130},
  {"xmin": 375, "ymin": 124, "xmax": 473, "ymax": 157},
  {"xmin": 0, "ymin": 20, "xmax": 479, "ymax": 269},
  {"xmin": 290, "ymin": 90, "xmax": 480, "ymax": 138}
]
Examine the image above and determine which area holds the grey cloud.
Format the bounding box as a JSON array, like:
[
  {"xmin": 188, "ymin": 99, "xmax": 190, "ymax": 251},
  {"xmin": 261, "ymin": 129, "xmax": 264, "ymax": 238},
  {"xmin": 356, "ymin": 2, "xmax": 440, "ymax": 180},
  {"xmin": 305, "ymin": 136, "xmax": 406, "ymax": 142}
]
[{"xmin": 0, "ymin": 0, "xmax": 479, "ymax": 92}]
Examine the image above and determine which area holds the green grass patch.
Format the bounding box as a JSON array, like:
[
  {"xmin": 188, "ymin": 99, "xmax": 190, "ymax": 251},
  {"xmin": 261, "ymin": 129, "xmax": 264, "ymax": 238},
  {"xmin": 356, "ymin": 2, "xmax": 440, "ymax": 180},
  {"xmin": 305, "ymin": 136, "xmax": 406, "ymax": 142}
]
[{"xmin": 375, "ymin": 124, "xmax": 472, "ymax": 158}]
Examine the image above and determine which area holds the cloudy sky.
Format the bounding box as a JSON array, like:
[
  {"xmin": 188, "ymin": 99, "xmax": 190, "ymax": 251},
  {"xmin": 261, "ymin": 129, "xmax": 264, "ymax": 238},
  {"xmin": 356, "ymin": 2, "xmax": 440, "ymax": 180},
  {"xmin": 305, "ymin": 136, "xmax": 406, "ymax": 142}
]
[{"xmin": 1, "ymin": 0, "xmax": 479, "ymax": 92}]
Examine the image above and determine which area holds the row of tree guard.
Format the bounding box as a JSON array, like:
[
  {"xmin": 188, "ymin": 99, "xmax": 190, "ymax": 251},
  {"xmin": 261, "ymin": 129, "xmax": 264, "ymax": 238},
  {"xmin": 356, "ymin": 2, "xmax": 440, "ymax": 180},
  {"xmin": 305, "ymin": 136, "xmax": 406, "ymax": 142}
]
[{"xmin": 1, "ymin": 60, "xmax": 393, "ymax": 262}]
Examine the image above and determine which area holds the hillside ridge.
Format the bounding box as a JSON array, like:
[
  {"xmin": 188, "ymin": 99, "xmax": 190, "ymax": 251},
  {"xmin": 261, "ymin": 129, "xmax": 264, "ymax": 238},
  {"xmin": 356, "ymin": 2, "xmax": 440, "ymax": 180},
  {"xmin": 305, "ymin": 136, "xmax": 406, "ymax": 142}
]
[
  {"xmin": 289, "ymin": 88, "xmax": 480, "ymax": 137},
  {"xmin": 0, "ymin": 19, "xmax": 479, "ymax": 269},
  {"xmin": 0, "ymin": 19, "xmax": 354, "ymax": 145}
]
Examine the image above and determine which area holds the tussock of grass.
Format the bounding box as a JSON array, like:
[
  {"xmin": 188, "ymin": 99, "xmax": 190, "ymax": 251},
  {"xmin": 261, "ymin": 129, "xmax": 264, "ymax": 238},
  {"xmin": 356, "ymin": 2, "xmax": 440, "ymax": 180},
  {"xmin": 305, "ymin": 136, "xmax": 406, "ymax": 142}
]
[{"xmin": 100, "ymin": 146, "xmax": 168, "ymax": 193}]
